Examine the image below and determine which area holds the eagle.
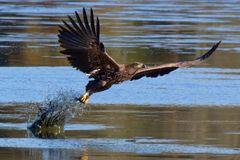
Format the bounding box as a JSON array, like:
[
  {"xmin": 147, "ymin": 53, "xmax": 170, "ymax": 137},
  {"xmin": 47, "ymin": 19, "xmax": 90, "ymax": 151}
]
[{"xmin": 58, "ymin": 8, "xmax": 221, "ymax": 104}]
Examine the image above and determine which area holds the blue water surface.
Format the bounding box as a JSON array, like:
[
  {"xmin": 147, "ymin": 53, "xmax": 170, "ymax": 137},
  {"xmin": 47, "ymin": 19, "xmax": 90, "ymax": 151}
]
[{"xmin": 1, "ymin": 67, "xmax": 240, "ymax": 106}]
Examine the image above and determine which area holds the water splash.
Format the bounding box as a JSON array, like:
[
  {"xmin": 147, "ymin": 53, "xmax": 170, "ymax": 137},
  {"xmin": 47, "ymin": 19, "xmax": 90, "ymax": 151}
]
[{"xmin": 27, "ymin": 90, "xmax": 84, "ymax": 138}]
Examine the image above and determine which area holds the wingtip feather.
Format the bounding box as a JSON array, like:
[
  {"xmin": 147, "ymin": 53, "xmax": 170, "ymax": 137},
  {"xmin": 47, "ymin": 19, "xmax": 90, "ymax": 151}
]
[
  {"xmin": 82, "ymin": 8, "xmax": 92, "ymax": 33},
  {"xmin": 195, "ymin": 40, "xmax": 221, "ymax": 61},
  {"xmin": 96, "ymin": 16, "xmax": 100, "ymax": 41},
  {"xmin": 90, "ymin": 7, "xmax": 96, "ymax": 36}
]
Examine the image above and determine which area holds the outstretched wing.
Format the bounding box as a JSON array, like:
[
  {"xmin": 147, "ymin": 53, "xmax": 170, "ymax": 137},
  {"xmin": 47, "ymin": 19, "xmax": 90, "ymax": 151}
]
[
  {"xmin": 131, "ymin": 41, "xmax": 221, "ymax": 81},
  {"xmin": 58, "ymin": 8, "xmax": 120, "ymax": 75}
]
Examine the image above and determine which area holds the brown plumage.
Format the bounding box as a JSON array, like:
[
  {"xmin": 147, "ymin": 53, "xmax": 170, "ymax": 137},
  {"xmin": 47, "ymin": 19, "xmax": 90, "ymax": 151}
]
[{"xmin": 58, "ymin": 8, "xmax": 221, "ymax": 104}]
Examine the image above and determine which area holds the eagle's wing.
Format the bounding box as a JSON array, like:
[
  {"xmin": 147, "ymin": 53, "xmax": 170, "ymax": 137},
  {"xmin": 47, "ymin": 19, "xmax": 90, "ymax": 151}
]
[
  {"xmin": 58, "ymin": 8, "xmax": 120, "ymax": 75},
  {"xmin": 131, "ymin": 41, "xmax": 221, "ymax": 81}
]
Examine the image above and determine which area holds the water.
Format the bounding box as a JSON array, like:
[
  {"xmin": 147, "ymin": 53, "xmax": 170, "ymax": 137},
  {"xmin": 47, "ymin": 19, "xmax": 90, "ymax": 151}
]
[
  {"xmin": 27, "ymin": 91, "xmax": 84, "ymax": 138},
  {"xmin": 0, "ymin": 0, "xmax": 240, "ymax": 159},
  {"xmin": 0, "ymin": 0, "xmax": 240, "ymax": 68},
  {"xmin": 1, "ymin": 104, "xmax": 240, "ymax": 159},
  {"xmin": 0, "ymin": 67, "xmax": 240, "ymax": 105}
]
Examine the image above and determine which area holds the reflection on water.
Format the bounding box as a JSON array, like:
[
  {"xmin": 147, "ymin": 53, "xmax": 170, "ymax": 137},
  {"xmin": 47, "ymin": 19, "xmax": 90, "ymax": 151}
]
[
  {"xmin": 0, "ymin": 0, "xmax": 240, "ymax": 68},
  {"xmin": 0, "ymin": 104, "xmax": 240, "ymax": 159}
]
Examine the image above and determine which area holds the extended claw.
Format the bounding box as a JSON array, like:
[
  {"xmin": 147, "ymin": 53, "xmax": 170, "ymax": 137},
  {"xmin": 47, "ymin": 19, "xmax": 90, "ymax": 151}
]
[{"xmin": 79, "ymin": 93, "xmax": 89, "ymax": 104}]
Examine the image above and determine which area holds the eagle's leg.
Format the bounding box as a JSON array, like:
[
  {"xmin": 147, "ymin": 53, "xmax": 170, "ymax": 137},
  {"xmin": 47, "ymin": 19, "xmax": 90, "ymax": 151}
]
[
  {"xmin": 79, "ymin": 92, "xmax": 90, "ymax": 104},
  {"xmin": 78, "ymin": 80, "xmax": 110, "ymax": 105}
]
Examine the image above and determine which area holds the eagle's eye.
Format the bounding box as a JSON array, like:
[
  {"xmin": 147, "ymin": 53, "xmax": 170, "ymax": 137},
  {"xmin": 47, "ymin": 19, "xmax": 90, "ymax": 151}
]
[
  {"xmin": 133, "ymin": 63, "xmax": 145, "ymax": 69},
  {"xmin": 137, "ymin": 63, "xmax": 145, "ymax": 69}
]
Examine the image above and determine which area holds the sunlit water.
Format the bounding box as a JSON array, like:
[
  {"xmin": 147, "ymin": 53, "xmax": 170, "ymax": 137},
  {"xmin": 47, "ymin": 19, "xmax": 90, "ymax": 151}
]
[{"xmin": 0, "ymin": 0, "xmax": 240, "ymax": 159}]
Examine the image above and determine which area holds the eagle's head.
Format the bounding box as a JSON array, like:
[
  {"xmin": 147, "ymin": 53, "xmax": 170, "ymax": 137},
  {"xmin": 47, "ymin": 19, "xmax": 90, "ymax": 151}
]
[
  {"xmin": 126, "ymin": 62, "xmax": 146, "ymax": 74},
  {"xmin": 128, "ymin": 62, "xmax": 146, "ymax": 69}
]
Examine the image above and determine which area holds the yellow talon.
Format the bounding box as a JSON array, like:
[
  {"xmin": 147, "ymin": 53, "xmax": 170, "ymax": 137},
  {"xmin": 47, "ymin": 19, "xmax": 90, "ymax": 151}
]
[{"xmin": 80, "ymin": 93, "xmax": 89, "ymax": 104}]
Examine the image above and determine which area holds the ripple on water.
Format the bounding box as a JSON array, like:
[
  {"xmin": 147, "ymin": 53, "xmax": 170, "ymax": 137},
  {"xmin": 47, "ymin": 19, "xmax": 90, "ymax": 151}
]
[
  {"xmin": 1, "ymin": 0, "xmax": 240, "ymax": 67},
  {"xmin": 0, "ymin": 138, "xmax": 239, "ymax": 155},
  {"xmin": 0, "ymin": 123, "xmax": 113, "ymax": 131}
]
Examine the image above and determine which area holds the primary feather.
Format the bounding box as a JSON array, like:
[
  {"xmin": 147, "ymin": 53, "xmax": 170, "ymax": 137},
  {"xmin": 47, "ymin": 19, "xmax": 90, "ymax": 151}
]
[
  {"xmin": 58, "ymin": 8, "xmax": 119, "ymax": 75},
  {"xmin": 131, "ymin": 41, "xmax": 221, "ymax": 81}
]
